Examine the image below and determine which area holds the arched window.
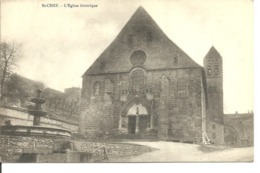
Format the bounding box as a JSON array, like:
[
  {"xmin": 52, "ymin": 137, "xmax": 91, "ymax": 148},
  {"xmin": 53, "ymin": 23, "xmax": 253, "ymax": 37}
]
[
  {"xmin": 105, "ymin": 79, "xmax": 114, "ymax": 94},
  {"xmin": 177, "ymin": 78, "xmax": 187, "ymax": 98},
  {"xmin": 131, "ymin": 69, "xmax": 145, "ymax": 93},
  {"xmin": 93, "ymin": 82, "xmax": 101, "ymax": 95},
  {"xmin": 161, "ymin": 75, "xmax": 169, "ymax": 93}
]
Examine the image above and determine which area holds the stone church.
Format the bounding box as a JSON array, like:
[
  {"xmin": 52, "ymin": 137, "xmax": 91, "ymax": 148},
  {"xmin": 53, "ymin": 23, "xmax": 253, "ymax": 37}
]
[{"xmin": 79, "ymin": 6, "xmax": 225, "ymax": 144}]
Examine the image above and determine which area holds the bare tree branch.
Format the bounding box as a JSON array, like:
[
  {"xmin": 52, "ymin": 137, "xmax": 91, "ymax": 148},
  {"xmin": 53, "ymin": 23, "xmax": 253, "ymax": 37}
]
[{"xmin": 0, "ymin": 41, "xmax": 22, "ymax": 99}]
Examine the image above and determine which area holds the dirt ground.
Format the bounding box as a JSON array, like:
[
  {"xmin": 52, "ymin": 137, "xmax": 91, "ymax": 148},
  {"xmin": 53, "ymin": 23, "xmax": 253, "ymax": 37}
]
[{"xmin": 109, "ymin": 141, "xmax": 254, "ymax": 162}]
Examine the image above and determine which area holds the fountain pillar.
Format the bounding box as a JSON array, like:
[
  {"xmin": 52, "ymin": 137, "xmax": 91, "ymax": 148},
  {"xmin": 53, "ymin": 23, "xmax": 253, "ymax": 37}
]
[
  {"xmin": 28, "ymin": 89, "xmax": 47, "ymax": 126},
  {"xmin": 33, "ymin": 116, "xmax": 41, "ymax": 126},
  {"xmin": 1, "ymin": 89, "xmax": 72, "ymax": 138}
]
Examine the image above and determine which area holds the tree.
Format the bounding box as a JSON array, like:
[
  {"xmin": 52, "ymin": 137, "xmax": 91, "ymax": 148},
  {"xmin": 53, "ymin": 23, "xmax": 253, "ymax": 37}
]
[
  {"xmin": 61, "ymin": 94, "xmax": 69, "ymax": 115},
  {"xmin": 0, "ymin": 42, "xmax": 22, "ymax": 99},
  {"xmin": 53, "ymin": 95, "xmax": 63, "ymax": 111},
  {"xmin": 41, "ymin": 88, "xmax": 63, "ymax": 111},
  {"xmin": 3, "ymin": 74, "xmax": 44, "ymax": 107},
  {"xmin": 68, "ymin": 97, "xmax": 80, "ymax": 117}
]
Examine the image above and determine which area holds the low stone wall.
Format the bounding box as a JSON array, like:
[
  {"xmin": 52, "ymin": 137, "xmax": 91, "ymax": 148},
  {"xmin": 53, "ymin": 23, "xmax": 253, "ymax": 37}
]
[
  {"xmin": 73, "ymin": 141, "xmax": 155, "ymax": 161},
  {"xmin": 0, "ymin": 107, "xmax": 78, "ymax": 132},
  {"xmin": 0, "ymin": 134, "xmax": 154, "ymax": 162},
  {"xmin": 0, "ymin": 135, "xmax": 56, "ymax": 162}
]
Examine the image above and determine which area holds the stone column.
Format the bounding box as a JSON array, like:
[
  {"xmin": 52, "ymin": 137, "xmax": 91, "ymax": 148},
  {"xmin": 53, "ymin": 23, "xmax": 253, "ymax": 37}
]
[
  {"xmin": 118, "ymin": 118, "xmax": 122, "ymax": 129},
  {"xmin": 150, "ymin": 100, "xmax": 154, "ymax": 129},
  {"xmin": 33, "ymin": 116, "xmax": 41, "ymax": 126},
  {"xmin": 118, "ymin": 115, "xmax": 122, "ymax": 129},
  {"xmin": 118, "ymin": 102, "xmax": 123, "ymax": 129},
  {"xmin": 150, "ymin": 114, "xmax": 154, "ymax": 129},
  {"xmin": 135, "ymin": 115, "xmax": 139, "ymax": 134}
]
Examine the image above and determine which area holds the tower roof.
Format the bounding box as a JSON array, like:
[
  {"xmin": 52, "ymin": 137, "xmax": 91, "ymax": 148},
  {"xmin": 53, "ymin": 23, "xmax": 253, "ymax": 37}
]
[
  {"xmin": 204, "ymin": 46, "xmax": 222, "ymax": 60},
  {"xmin": 84, "ymin": 6, "xmax": 201, "ymax": 76}
]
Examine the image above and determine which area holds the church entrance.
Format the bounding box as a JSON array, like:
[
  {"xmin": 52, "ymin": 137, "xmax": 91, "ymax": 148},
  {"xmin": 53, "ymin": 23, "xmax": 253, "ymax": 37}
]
[
  {"xmin": 126, "ymin": 103, "xmax": 149, "ymax": 134},
  {"xmin": 120, "ymin": 97, "xmax": 153, "ymax": 135},
  {"xmin": 128, "ymin": 116, "xmax": 136, "ymax": 134},
  {"xmin": 127, "ymin": 116, "xmax": 148, "ymax": 134},
  {"xmin": 139, "ymin": 116, "xmax": 148, "ymax": 133}
]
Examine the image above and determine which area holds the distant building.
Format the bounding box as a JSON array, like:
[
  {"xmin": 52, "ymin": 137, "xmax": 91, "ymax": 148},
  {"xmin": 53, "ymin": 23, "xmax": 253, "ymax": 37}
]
[
  {"xmin": 79, "ymin": 7, "xmax": 252, "ymax": 146},
  {"xmin": 224, "ymin": 112, "xmax": 253, "ymax": 147},
  {"xmin": 64, "ymin": 87, "xmax": 81, "ymax": 100}
]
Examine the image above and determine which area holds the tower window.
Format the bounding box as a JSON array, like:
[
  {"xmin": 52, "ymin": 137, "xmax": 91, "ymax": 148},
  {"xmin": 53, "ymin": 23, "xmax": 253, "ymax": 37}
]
[
  {"xmin": 212, "ymin": 124, "xmax": 216, "ymax": 130},
  {"xmin": 207, "ymin": 66, "xmax": 212, "ymax": 76},
  {"xmin": 214, "ymin": 65, "xmax": 219, "ymax": 74}
]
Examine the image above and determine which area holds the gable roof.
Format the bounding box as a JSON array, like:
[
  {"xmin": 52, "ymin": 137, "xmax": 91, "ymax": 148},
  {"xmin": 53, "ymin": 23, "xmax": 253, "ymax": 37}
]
[
  {"xmin": 84, "ymin": 6, "xmax": 201, "ymax": 76},
  {"xmin": 204, "ymin": 46, "xmax": 222, "ymax": 60}
]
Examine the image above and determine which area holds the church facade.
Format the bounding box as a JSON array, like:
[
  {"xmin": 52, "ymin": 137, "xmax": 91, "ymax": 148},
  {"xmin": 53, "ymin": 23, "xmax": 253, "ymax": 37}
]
[{"xmin": 79, "ymin": 7, "xmax": 224, "ymax": 144}]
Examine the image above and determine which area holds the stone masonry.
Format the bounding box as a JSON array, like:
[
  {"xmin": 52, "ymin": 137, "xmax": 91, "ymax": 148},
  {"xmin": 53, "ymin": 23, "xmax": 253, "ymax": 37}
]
[
  {"xmin": 79, "ymin": 7, "xmax": 210, "ymax": 143},
  {"xmin": 0, "ymin": 135, "xmax": 54, "ymax": 162}
]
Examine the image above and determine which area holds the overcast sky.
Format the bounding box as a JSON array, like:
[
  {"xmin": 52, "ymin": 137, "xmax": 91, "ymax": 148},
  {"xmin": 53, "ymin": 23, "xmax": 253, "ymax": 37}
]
[{"xmin": 1, "ymin": 0, "xmax": 253, "ymax": 113}]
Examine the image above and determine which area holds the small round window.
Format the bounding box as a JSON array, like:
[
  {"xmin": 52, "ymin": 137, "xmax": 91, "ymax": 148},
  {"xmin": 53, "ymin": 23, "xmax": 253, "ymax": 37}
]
[{"xmin": 130, "ymin": 50, "xmax": 147, "ymax": 67}]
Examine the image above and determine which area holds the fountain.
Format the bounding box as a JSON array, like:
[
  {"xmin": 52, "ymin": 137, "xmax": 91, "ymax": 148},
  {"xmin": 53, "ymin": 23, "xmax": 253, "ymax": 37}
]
[
  {"xmin": 0, "ymin": 89, "xmax": 71, "ymax": 137},
  {"xmin": 28, "ymin": 89, "xmax": 47, "ymax": 126},
  {"xmin": 0, "ymin": 89, "xmax": 93, "ymax": 163}
]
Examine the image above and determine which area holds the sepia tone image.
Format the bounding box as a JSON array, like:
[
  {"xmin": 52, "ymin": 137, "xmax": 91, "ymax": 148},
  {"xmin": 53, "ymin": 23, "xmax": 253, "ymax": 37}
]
[{"xmin": 0, "ymin": 0, "xmax": 253, "ymax": 163}]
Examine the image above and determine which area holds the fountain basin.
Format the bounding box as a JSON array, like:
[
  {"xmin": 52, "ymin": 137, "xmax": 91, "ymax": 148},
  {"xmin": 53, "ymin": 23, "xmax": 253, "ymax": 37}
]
[
  {"xmin": 0, "ymin": 125, "xmax": 71, "ymax": 138},
  {"xmin": 28, "ymin": 110, "xmax": 47, "ymax": 116},
  {"xmin": 31, "ymin": 98, "xmax": 46, "ymax": 104}
]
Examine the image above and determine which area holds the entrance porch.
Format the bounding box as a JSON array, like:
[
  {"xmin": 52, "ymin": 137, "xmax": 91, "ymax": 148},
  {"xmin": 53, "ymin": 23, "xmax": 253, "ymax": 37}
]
[
  {"xmin": 119, "ymin": 101, "xmax": 153, "ymax": 135},
  {"xmin": 128, "ymin": 115, "xmax": 149, "ymax": 134}
]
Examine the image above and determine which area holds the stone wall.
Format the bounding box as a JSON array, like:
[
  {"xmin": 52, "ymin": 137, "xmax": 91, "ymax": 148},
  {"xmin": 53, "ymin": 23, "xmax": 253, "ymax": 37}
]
[
  {"xmin": 0, "ymin": 107, "xmax": 78, "ymax": 132},
  {"xmin": 206, "ymin": 79, "xmax": 224, "ymax": 123},
  {"xmin": 206, "ymin": 120, "xmax": 225, "ymax": 144},
  {"xmin": 80, "ymin": 67, "xmax": 207, "ymax": 143},
  {"xmin": 0, "ymin": 135, "xmax": 55, "ymax": 162},
  {"xmin": 0, "ymin": 134, "xmax": 154, "ymax": 162},
  {"xmin": 224, "ymin": 113, "xmax": 254, "ymax": 147},
  {"xmin": 73, "ymin": 141, "xmax": 154, "ymax": 161},
  {"xmin": 203, "ymin": 47, "xmax": 224, "ymax": 124}
]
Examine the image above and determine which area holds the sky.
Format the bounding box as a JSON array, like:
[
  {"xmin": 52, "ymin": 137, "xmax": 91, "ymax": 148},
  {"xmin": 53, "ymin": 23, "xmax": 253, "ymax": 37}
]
[{"xmin": 1, "ymin": 0, "xmax": 253, "ymax": 114}]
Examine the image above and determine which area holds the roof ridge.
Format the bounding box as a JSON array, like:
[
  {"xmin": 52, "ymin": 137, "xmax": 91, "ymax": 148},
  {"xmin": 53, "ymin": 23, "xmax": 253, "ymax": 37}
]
[
  {"xmin": 83, "ymin": 7, "xmax": 201, "ymax": 76},
  {"xmin": 204, "ymin": 46, "xmax": 222, "ymax": 59}
]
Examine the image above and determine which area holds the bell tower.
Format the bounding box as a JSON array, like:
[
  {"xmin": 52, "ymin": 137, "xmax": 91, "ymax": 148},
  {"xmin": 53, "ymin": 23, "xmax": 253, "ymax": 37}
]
[{"xmin": 203, "ymin": 46, "xmax": 224, "ymax": 124}]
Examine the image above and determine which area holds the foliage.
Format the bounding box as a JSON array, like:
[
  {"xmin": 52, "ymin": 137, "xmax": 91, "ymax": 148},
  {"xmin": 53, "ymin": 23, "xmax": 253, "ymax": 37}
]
[
  {"xmin": 2, "ymin": 73, "xmax": 80, "ymax": 122},
  {"xmin": 42, "ymin": 87, "xmax": 81, "ymax": 118},
  {"xmin": 0, "ymin": 42, "xmax": 22, "ymax": 99},
  {"xmin": 3, "ymin": 73, "xmax": 44, "ymax": 107}
]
